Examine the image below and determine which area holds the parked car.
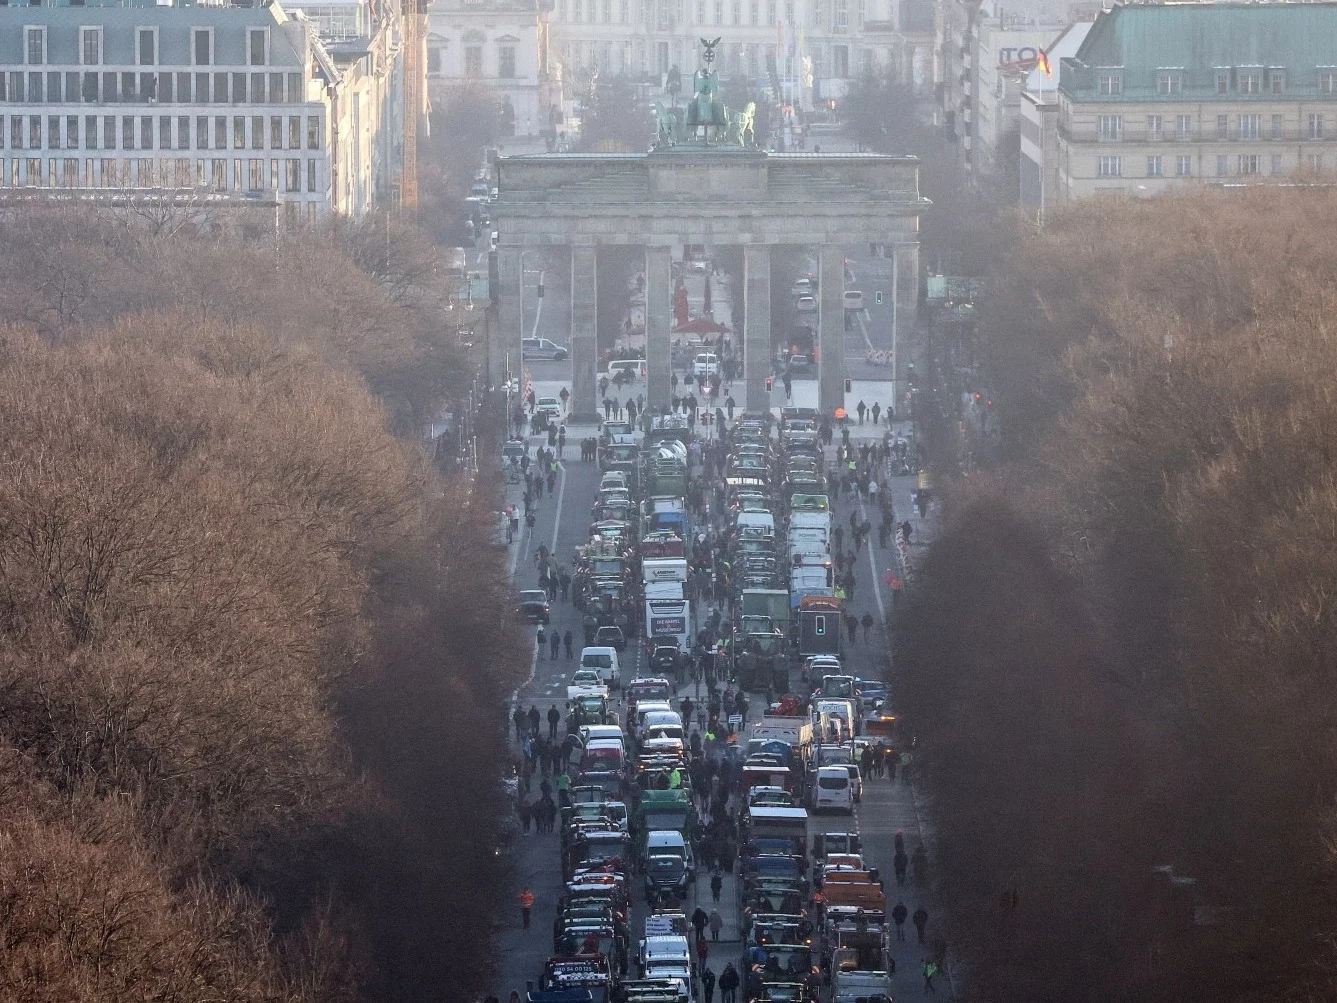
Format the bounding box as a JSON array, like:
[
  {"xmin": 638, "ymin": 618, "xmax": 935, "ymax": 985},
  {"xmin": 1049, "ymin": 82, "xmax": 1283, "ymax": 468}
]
[
  {"xmin": 523, "ymin": 337, "xmax": 569, "ymax": 361},
  {"xmin": 843, "ymin": 290, "xmax": 864, "ymax": 311},
  {"xmin": 795, "ymin": 294, "xmax": 817, "ymax": 313},
  {"xmin": 536, "ymin": 397, "xmax": 563, "ymax": 419},
  {"xmin": 517, "ymin": 589, "xmax": 551, "ymax": 624}
]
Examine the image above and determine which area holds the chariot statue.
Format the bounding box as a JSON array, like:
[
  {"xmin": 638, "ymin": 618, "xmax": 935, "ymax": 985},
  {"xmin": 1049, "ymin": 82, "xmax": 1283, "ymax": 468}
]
[{"xmin": 685, "ymin": 37, "xmax": 729, "ymax": 142}]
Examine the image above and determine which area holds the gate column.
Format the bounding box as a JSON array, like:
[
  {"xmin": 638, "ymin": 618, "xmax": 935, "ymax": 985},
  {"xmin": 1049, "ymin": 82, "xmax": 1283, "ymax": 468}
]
[
  {"xmin": 817, "ymin": 243, "xmax": 846, "ymax": 415},
  {"xmin": 570, "ymin": 244, "xmax": 600, "ymax": 423},
  {"xmin": 645, "ymin": 244, "xmax": 673, "ymax": 413},
  {"xmin": 743, "ymin": 243, "xmax": 772, "ymax": 415}
]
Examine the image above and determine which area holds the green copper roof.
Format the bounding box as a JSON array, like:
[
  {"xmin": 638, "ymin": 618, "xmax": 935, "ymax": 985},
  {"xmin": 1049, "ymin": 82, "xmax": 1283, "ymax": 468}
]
[{"xmin": 1064, "ymin": 2, "xmax": 1337, "ymax": 98}]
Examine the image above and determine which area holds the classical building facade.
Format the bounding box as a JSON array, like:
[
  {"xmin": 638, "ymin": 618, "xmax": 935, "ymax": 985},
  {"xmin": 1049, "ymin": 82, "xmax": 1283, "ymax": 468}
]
[
  {"xmin": 1056, "ymin": 2, "xmax": 1337, "ymax": 201},
  {"xmin": 427, "ymin": 0, "xmax": 552, "ymax": 138},
  {"xmin": 0, "ymin": 0, "xmax": 402, "ymax": 218},
  {"xmin": 546, "ymin": 0, "xmax": 933, "ymax": 108}
]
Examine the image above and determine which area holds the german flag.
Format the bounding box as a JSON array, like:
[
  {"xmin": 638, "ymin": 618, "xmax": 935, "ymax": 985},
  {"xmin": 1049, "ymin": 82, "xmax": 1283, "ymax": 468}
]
[{"xmin": 1037, "ymin": 48, "xmax": 1054, "ymax": 78}]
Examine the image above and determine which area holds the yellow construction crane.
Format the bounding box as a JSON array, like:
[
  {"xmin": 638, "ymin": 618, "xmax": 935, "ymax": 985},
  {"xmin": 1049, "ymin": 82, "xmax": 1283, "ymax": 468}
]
[{"xmin": 400, "ymin": 0, "xmax": 423, "ymax": 210}]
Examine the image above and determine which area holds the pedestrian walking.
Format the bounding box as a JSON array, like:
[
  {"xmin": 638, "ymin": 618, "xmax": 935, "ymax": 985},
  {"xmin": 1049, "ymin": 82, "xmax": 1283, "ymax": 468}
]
[
  {"xmin": 547, "ymin": 704, "xmax": 561, "ymax": 740},
  {"xmin": 518, "ymin": 799, "xmax": 531, "ymax": 834},
  {"xmin": 512, "ymin": 705, "xmax": 526, "ymax": 741},
  {"xmin": 857, "ymin": 400, "xmax": 867, "ymax": 424},
  {"xmin": 861, "ymin": 612, "xmax": 874, "ymax": 641},
  {"xmin": 871, "ymin": 401, "xmax": 881, "ymax": 424},
  {"xmin": 550, "ymin": 630, "xmax": 561, "ymax": 659},
  {"xmin": 536, "ymin": 626, "xmax": 546, "ymax": 659},
  {"xmin": 719, "ymin": 962, "xmax": 740, "ymax": 1003},
  {"xmin": 892, "ymin": 900, "xmax": 908, "ymax": 940},
  {"xmin": 564, "ymin": 630, "xmax": 574, "ymax": 660},
  {"xmin": 702, "ymin": 966, "xmax": 716, "ymax": 1003},
  {"xmin": 696, "ymin": 934, "xmax": 709, "ymax": 969},
  {"xmin": 527, "ymin": 705, "xmax": 541, "ymax": 737},
  {"xmin": 710, "ymin": 870, "xmax": 723, "ymax": 902},
  {"xmin": 894, "ymin": 847, "xmax": 909, "ymax": 886},
  {"xmin": 519, "ymin": 888, "xmax": 535, "ymax": 928},
  {"xmin": 709, "ymin": 908, "xmax": 723, "ymax": 941},
  {"xmin": 913, "ymin": 905, "xmax": 929, "ymax": 943}
]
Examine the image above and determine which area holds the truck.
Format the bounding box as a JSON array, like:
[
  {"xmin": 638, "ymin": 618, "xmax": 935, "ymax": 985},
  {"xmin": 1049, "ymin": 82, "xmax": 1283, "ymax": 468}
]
[
  {"xmin": 749, "ymin": 713, "xmax": 813, "ymax": 756},
  {"xmin": 641, "ymin": 558, "xmax": 688, "ymax": 584},
  {"xmin": 797, "ymin": 595, "xmax": 843, "ymax": 659},
  {"xmin": 644, "ymin": 596, "xmax": 692, "ymax": 652},
  {"xmin": 790, "ymin": 562, "xmax": 835, "ymax": 606},
  {"xmin": 740, "ymin": 588, "xmax": 791, "ymax": 634}
]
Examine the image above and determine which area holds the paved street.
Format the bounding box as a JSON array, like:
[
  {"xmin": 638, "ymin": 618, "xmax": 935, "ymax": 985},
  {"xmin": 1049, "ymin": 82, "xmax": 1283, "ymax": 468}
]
[{"xmin": 494, "ymin": 399, "xmax": 949, "ymax": 1000}]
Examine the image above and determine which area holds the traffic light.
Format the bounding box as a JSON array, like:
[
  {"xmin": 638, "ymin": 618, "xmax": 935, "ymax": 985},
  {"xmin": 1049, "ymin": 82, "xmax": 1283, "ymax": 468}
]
[
  {"xmin": 973, "ymin": 391, "xmax": 983, "ymax": 401},
  {"xmin": 985, "ymin": 398, "xmax": 994, "ymax": 407},
  {"xmin": 844, "ymin": 378, "xmax": 852, "ymax": 393},
  {"xmin": 765, "ymin": 377, "xmax": 773, "ymax": 391},
  {"xmin": 875, "ymin": 291, "xmax": 883, "ymax": 305},
  {"xmin": 537, "ymin": 282, "xmax": 545, "ymax": 298}
]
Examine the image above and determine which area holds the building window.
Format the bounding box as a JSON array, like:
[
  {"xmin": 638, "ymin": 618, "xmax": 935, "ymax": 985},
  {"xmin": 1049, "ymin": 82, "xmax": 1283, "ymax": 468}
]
[
  {"xmin": 268, "ymin": 116, "xmax": 281, "ymax": 148},
  {"xmin": 196, "ymin": 115, "xmax": 210, "ymax": 149},
  {"xmin": 1238, "ymin": 114, "xmax": 1259, "ymax": 140},
  {"xmin": 195, "ymin": 73, "xmax": 210, "ymax": 103},
  {"xmin": 234, "ymin": 116, "xmax": 246, "ymax": 149},
  {"xmin": 427, "ymin": 47, "xmax": 441, "ymax": 75},
  {"xmin": 1097, "ymin": 71, "xmax": 1122, "ymax": 96},
  {"xmin": 249, "ymin": 29, "xmax": 268, "ymax": 66},
  {"xmin": 1215, "ymin": 154, "xmax": 1228, "ymax": 176},
  {"xmin": 247, "ymin": 72, "xmax": 263, "ymax": 103},
  {"xmin": 1097, "ymin": 115, "xmax": 1122, "ymax": 142},
  {"xmin": 82, "ymin": 72, "xmax": 99, "ymax": 102},
  {"xmin": 104, "ymin": 115, "xmax": 116, "ymax": 149},
  {"xmin": 1309, "ymin": 114, "xmax": 1324, "ymax": 140},
  {"xmin": 27, "ymin": 27, "xmax": 45, "ymax": 66},
  {"xmin": 288, "ymin": 116, "xmax": 300, "ymax": 149},
  {"xmin": 1216, "ymin": 114, "xmax": 1228, "ymax": 140},
  {"xmin": 248, "ymin": 158, "xmax": 264, "ymax": 190},
  {"xmin": 499, "ymin": 45, "xmax": 516, "ymax": 79},
  {"xmin": 1146, "ymin": 155, "xmax": 1162, "ymax": 177},
  {"xmin": 1176, "ymin": 113, "xmax": 1192, "ymax": 140},
  {"xmin": 138, "ymin": 28, "xmax": 156, "ymax": 66},
  {"xmin": 177, "ymin": 72, "xmax": 192, "ymax": 102},
  {"xmin": 48, "ymin": 116, "xmax": 59, "ymax": 149},
  {"xmin": 1270, "ymin": 153, "xmax": 1282, "ymax": 175},
  {"xmin": 1156, "ymin": 71, "xmax": 1181, "ymax": 95},
  {"xmin": 752, "ymin": 0, "xmax": 761, "ymax": 24},
  {"xmin": 1321, "ymin": 71, "xmax": 1337, "ymax": 95},
  {"xmin": 1239, "ymin": 71, "xmax": 1260, "ymax": 94},
  {"xmin": 1146, "ymin": 114, "xmax": 1162, "ymax": 141},
  {"xmin": 1097, "ymin": 155, "xmax": 1121, "ymax": 177},
  {"xmin": 1306, "ymin": 153, "xmax": 1323, "ymax": 172},
  {"xmin": 85, "ymin": 116, "xmax": 98, "ymax": 149},
  {"xmin": 122, "ymin": 117, "xmax": 134, "ymax": 150},
  {"xmin": 621, "ymin": 0, "xmax": 629, "ymax": 21},
  {"xmin": 1237, "ymin": 154, "xmax": 1260, "ymax": 175},
  {"xmin": 82, "ymin": 28, "xmax": 101, "ymax": 66},
  {"xmin": 602, "ymin": 0, "xmax": 611, "ymax": 22},
  {"xmin": 307, "ymin": 158, "xmax": 318, "ymax": 192},
  {"xmin": 1269, "ymin": 69, "xmax": 1285, "ymax": 94},
  {"xmin": 251, "ymin": 116, "xmax": 264, "ymax": 150},
  {"xmin": 284, "ymin": 157, "xmax": 300, "ymax": 192},
  {"xmin": 178, "ymin": 116, "xmax": 190, "ymax": 149},
  {"xmin": 1175, "ymin": 154, "xmax": 1191, "ymax": 177},
  {"xmin": 159, "ymin": 116, "xmax": 171, "ymax": 149},
  {"xmin": 465, "ymin": 46, "xmax": 483, "ymax": 76},
  {"xmin": 140, "ymin": 116, "xmax": 152, "ymax": 150},
  {"xmin": 194, "ymin": 28, "xmax": 212, "ymax": 66},
  {"xmin": 1215, "ymin": 70, "xmax": 1229, "ymax": 94},
  {"xmin": 1271, "ymin": 114, "xmax": 1284, "ymax": 140}
]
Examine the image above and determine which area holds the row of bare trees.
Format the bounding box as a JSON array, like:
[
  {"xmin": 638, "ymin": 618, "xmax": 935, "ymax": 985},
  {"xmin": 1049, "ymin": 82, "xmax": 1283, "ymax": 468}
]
[
  {"xmin": 0, "ymin": 207, "xmax": 528, "ymax": 1002},
  {"xmin": 895, "ymin": 189, "xmax": 1337, "ymax": 1002}
]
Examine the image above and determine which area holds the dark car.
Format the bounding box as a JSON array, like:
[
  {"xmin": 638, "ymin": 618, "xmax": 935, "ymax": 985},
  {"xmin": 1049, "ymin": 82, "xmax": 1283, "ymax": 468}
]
[
  {"xmin": 595, "ymin": 625, "xmax": 627, "ymax": 651},
  {"xmin": 647, "ymin": 638, "xmax": 680, "ymax": 675},
  {"xmin": 517, "ymin": 589, "xmax": 551, "ymax": 624},
  {"xmin": 644, "ymin": 854, "xmax": 692, "ymax": 904}
]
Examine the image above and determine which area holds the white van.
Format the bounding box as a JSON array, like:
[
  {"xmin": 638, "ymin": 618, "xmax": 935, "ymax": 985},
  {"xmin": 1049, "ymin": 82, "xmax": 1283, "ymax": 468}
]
[
  {"xmin": 789, "ymin": 509, "xmax": 832, "ymax": 537},
  {"xmin": 736, "ymin": 508, "xmax": 776, "ymax": 536},
  {"xmin": 641, "ymin": 710, "xmax": 685, "ymax": 743},
  {"xmin": 580, "ymin": 646, "xmax": 622, "ymax": 688},
  {"xmin": 692, "ymin": 353, "xmax": 720, "ymax": 378},
  {"xmin": 638, "ymin": 935, "xmax": 695, "ymax": 1000},
  {"xmin": 607, "ymin": 359, "xmax": 647, "ymax": 382},
  {"xmin": 843, "ymin": 290, "xmax": 864, "ymax": 311},
  {"xmin": 579, "ymin": 724, "xmax": 627, "ymax": 753},
  {"xmin": 813, "ymin": 764, "xmax": 855, "ymax": 814}
]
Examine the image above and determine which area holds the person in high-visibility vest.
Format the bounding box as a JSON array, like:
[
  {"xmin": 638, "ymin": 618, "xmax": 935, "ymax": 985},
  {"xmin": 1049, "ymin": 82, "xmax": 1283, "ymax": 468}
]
[{"xmin": 519, "ymin": 888, "xmax": 535, "ymax": 928}]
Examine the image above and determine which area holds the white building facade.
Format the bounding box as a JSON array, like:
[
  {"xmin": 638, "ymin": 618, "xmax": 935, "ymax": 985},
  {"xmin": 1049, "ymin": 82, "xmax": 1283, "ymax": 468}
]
[
  {"xmin": 547, "ymin": 0, "xmax": 933, "ymax": 108},
  {"xmin": 0, "ymin": 0, "xmax": 401, "ymax": 219},
  {"xmin": 427, "ymin": 0, "xmax": 551, "ymax": 138}
]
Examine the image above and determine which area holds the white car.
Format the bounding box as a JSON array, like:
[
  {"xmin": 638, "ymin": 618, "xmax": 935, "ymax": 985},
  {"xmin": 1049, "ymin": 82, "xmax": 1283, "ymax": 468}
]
[
  {"xmin": 796, "ymin": 294, "xmax": 817, "ymax": 313},
  {"xmin": 535, "ymin": 396, "xmax": 563, "ymax": 419},
  {"xmin": 843, "ymin": 290, "xmax": 864, "ymax": 311},
  {"xmin": 567, "ymin": 669, "xmax": 609, "ymax": 701},
  {"xmin": 692, "ymin": 353, "xmax": 720, "ymax": 378},
  {"xmin": 791, "ymin": 276, "xmax": 813, "ymax": 297}
]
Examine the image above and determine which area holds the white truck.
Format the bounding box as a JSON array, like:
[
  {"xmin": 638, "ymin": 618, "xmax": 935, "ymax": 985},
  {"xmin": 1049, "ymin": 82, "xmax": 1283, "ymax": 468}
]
[{"xmin": 644, "ymin": 595, "xmax": 693, "ymax": 653}]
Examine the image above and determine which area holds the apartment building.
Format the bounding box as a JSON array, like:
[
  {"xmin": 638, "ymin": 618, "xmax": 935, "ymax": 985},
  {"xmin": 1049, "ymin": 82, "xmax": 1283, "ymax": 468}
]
[
  {"xmin": 1057, "ymin": 2, "xmax": 1337, "ymax": 201},
  {"xmin": 0, "ymin": 0, "xmax": 402, "ymax": 219}
]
